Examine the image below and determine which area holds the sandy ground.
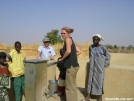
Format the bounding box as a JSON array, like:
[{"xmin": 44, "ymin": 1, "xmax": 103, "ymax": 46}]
[
  {"xmin": 55, "ymin": 53, "xmax": 134, "ymax": 101},
  {"xmin": 21, "ymin": 53, "xmax": 134, "ymax": 101},
  {"xmin": 75, "ymin": 53, "xmax": 134, "ymax": 87}
]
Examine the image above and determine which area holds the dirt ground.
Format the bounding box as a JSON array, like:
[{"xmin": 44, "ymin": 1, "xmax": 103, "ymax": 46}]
[
  {"xmin": 21, "ymin": 53, "xmax": 134, "ymax": 101},
  {"xmin": 56, "ymin": 53, "xmax": 134, "ymax": 101},
  {"xmin": 74, "ymin": 53, "xmax": 134, "ymax": 87}
]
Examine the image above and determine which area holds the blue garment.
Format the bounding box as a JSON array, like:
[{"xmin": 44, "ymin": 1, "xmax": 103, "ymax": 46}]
[
  {"xmin": 38, "ymin": 46, "xmax": 56, "ymax": 59},
  {"xmin": 87, "ymin": 45, "xmax": 111, "ymax": 95}
]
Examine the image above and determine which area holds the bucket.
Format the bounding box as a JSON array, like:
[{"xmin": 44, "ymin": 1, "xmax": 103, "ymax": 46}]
[{"xmin": 49, "ymin": 79, "xmax": 58, "ymax": 94}]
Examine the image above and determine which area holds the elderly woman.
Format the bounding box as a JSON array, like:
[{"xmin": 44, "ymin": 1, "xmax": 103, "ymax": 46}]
[{"xmin": 82, "ymin": 34, "xmax": 111, "ymax": 101}]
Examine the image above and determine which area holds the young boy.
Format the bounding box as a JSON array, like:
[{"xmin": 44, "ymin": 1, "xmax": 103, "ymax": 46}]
[
  {"xmin": 57, "ymin": 49, "xmax": 66, "ymax": 97},
  {"xmin": 0, "ymin": 52, "xmax": 10, "ymax": 101},
  {"xmin": 8, "ymin": 41, "xmax": 25, "ymax": 101}
]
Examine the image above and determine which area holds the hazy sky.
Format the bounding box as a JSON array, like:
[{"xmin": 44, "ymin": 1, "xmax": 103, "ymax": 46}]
[{"xmin": 0, "ymin": 0, "xmax": 134, "ymax": 46}]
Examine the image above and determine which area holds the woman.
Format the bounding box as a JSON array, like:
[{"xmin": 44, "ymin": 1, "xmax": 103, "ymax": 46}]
[
  {"xmin": 59, "ymin": 27, "xmax": 81, "ymax": 101},
  {"xmin": 82, "ymin": 34, "xmax": 111, "ymax": 101}
]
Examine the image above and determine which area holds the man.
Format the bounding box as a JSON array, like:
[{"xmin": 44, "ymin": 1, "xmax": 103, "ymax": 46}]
[{"xmin": 36, "ymin": 37, "xmax": 56, "ymax": 60}]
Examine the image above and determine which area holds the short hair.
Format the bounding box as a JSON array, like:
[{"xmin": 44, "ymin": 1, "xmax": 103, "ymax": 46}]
[
  {"xmin": 14, "ymin": 41, "xmax": 21, "ymax": 47},
  {"xmin": 0, "ymin": 52, "xmax": 6, "ymax": 58}
]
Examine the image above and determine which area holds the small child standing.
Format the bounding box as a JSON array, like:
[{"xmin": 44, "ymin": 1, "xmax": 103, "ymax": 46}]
[
  {"xmin": 8, "ymin": 41, "xmax": 25, "ymax": 101},
  {"xmin": 57, "ymin": 49, "xmax": 66, "ymax": 97},
  {"xmin": 0, "ymin": 52, "xmax": 10, "ymax": 101}
]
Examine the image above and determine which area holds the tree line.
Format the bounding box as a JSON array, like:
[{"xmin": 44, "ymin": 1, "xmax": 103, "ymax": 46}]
[
  {"xmin": 45, "ymin": 29, "xmax": 134, "ymax": 51},
  {"xmin": 105, "ymin": 44, "xmax": 134, "ymax": 50}
]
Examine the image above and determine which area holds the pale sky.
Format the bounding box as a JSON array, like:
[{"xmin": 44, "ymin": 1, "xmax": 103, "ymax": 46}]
[{"xmin": 0, "ymin": 0, "xmax": 134, "ymax": 47}]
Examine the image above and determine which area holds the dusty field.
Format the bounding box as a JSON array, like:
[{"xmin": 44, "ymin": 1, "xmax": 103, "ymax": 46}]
[
  {"xmin": 75, "ymin": 53, "xmax": 134, "ymax": 87},
  {"xmin": 20, "ymin": 53, "xmax": 134, "ymax": 101},
  {"xmin": 55, "ymin": 53, "xmax": 134, "ymax": 100}
]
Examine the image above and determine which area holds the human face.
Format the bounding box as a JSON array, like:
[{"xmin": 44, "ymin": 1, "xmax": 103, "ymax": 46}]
[
  {"xmin": 43, "ymin": 41, "xmax": 50, "ymax": 47},
  {"xmin": 61, "ymin": 30, "xmax": 70, "ymax": 39},
  {"xmin": 93, "ymin": 36, "xmax": 100, "ymax": 46},
  {"xmin": 15, "ymin": 44, "xmax": 21, "ymax": 53},
  {"xmin": 60, "ymin": 50, "xmax": 64, "ymax": 57},
  {"xmin": 0, "ymin": 57, "xmax": 6, "ymax": 64}
]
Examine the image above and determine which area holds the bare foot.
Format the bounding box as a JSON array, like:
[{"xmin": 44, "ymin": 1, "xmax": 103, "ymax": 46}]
[{"xmin": 81, "ymin": 93, "xmax": 90, "ymax": 101}]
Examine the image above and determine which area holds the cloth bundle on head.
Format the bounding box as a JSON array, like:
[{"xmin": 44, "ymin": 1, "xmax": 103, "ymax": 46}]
[
  {"xmin": 93, "ymin": 34, "xmax": 104, "ymax": 41},
  {"xmin": 0, "ymin": 52, "xmax": 7, "ymax": 58}
]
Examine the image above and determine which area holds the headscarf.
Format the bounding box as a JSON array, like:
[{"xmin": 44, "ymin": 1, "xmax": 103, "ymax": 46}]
[{"xmin": 93, "ymin": 34, "xmax": 104, "ymax": 41}]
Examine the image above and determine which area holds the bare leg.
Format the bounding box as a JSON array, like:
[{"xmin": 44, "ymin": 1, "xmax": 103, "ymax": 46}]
[
  {"xmin": 97, "ymin": 95, "xmax": 102, "ymax": 101},
  {"xmin": 85, "ymin": 93, "xmax": 90, "ymax": 100}
]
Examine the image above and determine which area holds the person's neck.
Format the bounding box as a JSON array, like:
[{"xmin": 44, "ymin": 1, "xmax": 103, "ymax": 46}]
[
  {"xmin": 16, "ymin": 50, "xmax": 20, "ymax": 53},
  {"xmin": 44, "ymin": 46, "xmax": 49, "ymax": 48},
  {"xmin": 94, "ymin": 44, "xmax": 101, "ymax": 47}
]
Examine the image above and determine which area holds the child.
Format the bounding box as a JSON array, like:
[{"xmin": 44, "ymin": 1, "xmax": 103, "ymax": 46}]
[
  {"xmin": 57, "ymin": 49, "xmax": 66, "ymax": 97},
  {"xmin": 0, "ymin": 52, "xmax": 10, "ymax": 101},
  {"xmin": 8, "ymin": 41, "xmax": 25, "ymax": 101},
  {"xmin": 82, "ymin": 34, "xmax": 111, "ymax": 101}
]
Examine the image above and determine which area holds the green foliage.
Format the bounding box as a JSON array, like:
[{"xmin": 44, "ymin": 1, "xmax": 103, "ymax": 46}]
[
  {"xmin": 45, "ymin": 29, "xmax": 64, "ymax": 45},
  {"xmin": 121, "ymin": 46, "xmax": 125, "ymax": 50},
  {"xmin": 127, "ymin": 45, "xmax": 133, "ymax": 50},
  {"xmin": 105, "ymin": 44, "xmax": 113, "ymax": 49},
  {"xmin": 114, "ymin": 45, "xmax": 118, "ymax": 49}
]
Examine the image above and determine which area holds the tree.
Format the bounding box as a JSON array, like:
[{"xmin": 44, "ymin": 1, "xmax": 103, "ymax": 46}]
[
  {"xmin": 127, "ymin": 45, "xmax": 133, "ymax": 50},
  {"xmin": 121, "ymin": 46, "xmax": 125, "ymax": 50},
  {"xmin": 105, "ymin": 44, "xmax": 113, "ymax": 49},
  {"xmin": 114, "ymin": 45, "xmax": 118, "ymax": 49},
  {"xmin": 45, "ymin": 29, "xmax": 64, "ymax": 45}
]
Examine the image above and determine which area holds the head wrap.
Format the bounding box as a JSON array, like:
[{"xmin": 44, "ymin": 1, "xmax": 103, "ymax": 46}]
[{"xmin": 93, "ymin": 34, "xmax": 104, "ymax": 41}]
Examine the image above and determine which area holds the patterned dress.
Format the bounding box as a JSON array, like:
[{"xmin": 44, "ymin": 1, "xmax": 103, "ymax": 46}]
[
  {"xmin": 87, "ymin": 45, "xmax": 111, "ymax": 95},
  {"xmin": 0, "ymin": 64, "xmax": 10, "ymax": 101}
]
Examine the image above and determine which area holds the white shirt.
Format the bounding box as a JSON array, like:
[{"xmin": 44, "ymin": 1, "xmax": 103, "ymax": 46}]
[{"xmin": 38, "ymin": 46, "xmax": 56, "ymax": 59}]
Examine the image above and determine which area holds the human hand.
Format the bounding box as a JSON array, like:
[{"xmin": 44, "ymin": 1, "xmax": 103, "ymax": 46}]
[
  {"xmin": 50, "ymin": 56, "xmax": 54, "ymax": 60},
  {"xmin": 36, "ymin": 57, "xmax": 39, "ymax": 59},
  {"xmin": 58, "ymin": 58, "xmax": 62, "ymax": 62}
]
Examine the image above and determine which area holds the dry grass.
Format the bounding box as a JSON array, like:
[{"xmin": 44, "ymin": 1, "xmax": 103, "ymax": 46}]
[{"xmin": 0, "ymin": 42, "xmax": 92, "ymax": 58}]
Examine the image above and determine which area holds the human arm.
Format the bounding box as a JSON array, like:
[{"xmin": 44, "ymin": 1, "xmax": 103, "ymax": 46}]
[
  {"xmin": 7, "ymin": 51, "xmax": 14, "ymax": 75},
  {"xmin": 36, "ymin": 46, "xmax": 42, "ymax": 59},
  {"xmin": 36, "ymin": 51, "xmax": 41, "ymax": 59},
  {"xmin": 50, "ymin": 56, "xmax": 55, "ymax": 60},
  {"xmin": 89, "ymin": 46, "xmax": 91, "ymax": 58},
  {"xmin": 76, "ymin": 46, "xmax": 82, "ymax": 56},
  {"xmin": 104, "ymin": 47, "xmax": 111, "ymax": 68},
  {"xmin": 7, "ymin": 54, "xmax": 12, "ymax": 62},
  {"xmin": 50, "ymin": 47, "xmax": 56, "ymax": 60}
]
